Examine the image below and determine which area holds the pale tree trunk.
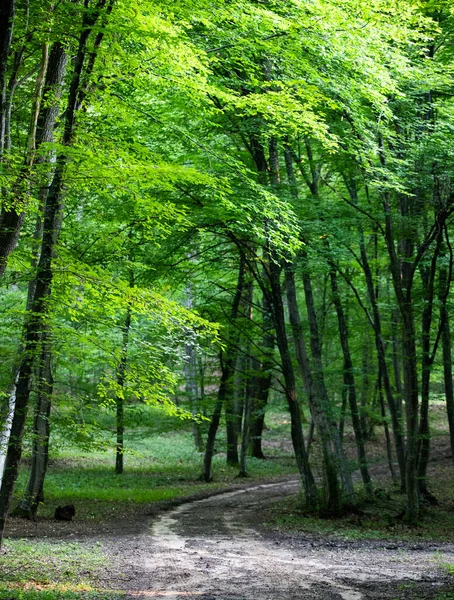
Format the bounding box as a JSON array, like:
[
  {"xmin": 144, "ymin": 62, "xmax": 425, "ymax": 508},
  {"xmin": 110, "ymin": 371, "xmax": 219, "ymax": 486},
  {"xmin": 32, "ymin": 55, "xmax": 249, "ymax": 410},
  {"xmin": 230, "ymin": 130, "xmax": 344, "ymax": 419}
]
[{"xmin": 0, "ymin": 384, "xmax": 16, "ymax": 489}]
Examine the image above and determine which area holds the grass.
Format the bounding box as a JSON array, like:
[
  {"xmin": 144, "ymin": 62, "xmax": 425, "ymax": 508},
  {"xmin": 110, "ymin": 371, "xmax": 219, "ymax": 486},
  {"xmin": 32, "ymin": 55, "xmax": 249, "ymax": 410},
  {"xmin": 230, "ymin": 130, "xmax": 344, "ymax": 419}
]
[
  {"xmin": 0, "ymin": 539, "xmax": 125, "ymax": 600},
  {"xmin": 10, "ymin": 403, "xmax": 298, "ymax": 523}
]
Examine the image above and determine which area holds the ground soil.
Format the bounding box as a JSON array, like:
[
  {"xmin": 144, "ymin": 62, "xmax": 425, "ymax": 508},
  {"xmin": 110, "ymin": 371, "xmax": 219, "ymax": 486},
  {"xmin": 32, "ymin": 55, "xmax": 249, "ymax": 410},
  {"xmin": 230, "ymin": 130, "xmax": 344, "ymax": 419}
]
[
  {"xmin": 4, "ymin": 428, "xmax": 454, "ymax": 599},
  {"xmin": 85, "ymin": 479, "xmax": 454, "ymax": 600}
]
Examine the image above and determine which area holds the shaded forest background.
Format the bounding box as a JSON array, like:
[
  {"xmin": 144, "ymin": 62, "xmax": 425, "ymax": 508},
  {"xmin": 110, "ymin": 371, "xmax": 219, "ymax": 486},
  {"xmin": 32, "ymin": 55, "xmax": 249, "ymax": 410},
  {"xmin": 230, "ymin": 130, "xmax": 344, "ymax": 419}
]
[{"xmin": 1, "ymin": 0, "xmax": 454, "ymax": 547}]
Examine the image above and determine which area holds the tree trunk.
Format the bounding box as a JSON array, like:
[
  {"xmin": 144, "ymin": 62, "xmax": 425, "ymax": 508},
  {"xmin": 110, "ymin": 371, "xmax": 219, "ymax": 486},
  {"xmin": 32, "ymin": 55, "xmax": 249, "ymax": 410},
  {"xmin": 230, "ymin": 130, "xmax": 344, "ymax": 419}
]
[
  {"xmin": 302, "ymin": 264, "xmax": 356, "ymax": 507},
  {"xmin": 13, "ymin": 328, "xmax": 53, "ymax": 519},
  {"xmin": 0, "ymin": 3, "xmax": 109, "ymax": 547},
  {"xmin": 329, "ymin": 266, "xmax": 372, "ymax": 494},
  {"xmin": 346, "ymin": 179, "xmax": 406, "ymax": 489},
  {"xmin": 239, "ymin": 280, "xmax": 254, "ymax": 477},
  {"xmin": 115, "ymin": 306, "xmax": 131, "ymax": 475},
  {"xmin": 225, "ymin": 389, "xmax": 240, "ymax": 466},
  {"xmin": 0, "ymin": 0, "xmax": 15, "ymax": 159},
  {"xmin": 378, "ymin": 370, "xmax": 396, "ymax": 482},
  {"xmin": 202, "ymin": 253, "xmax": 246, "ymax": 482},
  {"xmin": 248, "ymin": 291, "xmax": 273, "ymax": 459},
  {"xmin": 0, "ymin": 41, "xmax": 67, "ymax": 277},
  {"xmin": 439, "ymin": 266, "xmax": 454, "ymax": 465},
  {"xmin": 267, "ymin": 257, "xmax": 318, "ymax": 508}
]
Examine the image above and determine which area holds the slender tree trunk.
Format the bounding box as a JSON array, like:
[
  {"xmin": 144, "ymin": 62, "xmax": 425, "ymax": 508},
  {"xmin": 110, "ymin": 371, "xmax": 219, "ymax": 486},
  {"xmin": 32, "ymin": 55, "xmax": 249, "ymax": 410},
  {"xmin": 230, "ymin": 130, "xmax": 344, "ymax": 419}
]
[
  {"xmin": 202, "ymin": 253, "xmax": 246, "ymax": 482},
  {"xmin": 239, "ymin": 280, "xmax": 254, "ymax": 477},
  {"xmin": 360, "ymin": 343, "xmax": 371, "ymax": 441},
  {"xmin": 401, "ymin": 307, "xmax": 420, "ymax": 523},
  {"xmin": 225, "ymin": 388, "xmax": 239, "ymax": 466},
  {"xmin": 0, "ymin": 42, "xmax": 50, "ymax": 276},
  {"xmin": 378, "ymin": 370, "xmax": 397, "ymax": 481},
  {"xmin": 0, "ymin": 0, "xmax": 15, "ymax": 159},
  {"xmin": 0, "ymin": 384, "xmax": 15, "ymax": 487},
  {"xmin": 439, "ymin": 266, "xmax": 454, "ymax": 464},
  {"xmin": 346, "ymin": 179, "xmax": 406, "ymax": 489},
  {"xmin": 329, "ymin": 266, "xmax": 372, "ymax": 494},
  {"xmin": 302, "ymin": 264, "xmax": 356, "ymax": 506},
  {"xmin": 284, "ymin": 264, "xmax": 341, "ymax": 511},
  {"xmin": 184, "ymin": 278, "xmax": 203, "ymax": 452},
  {"xmin": 267, "ymin": 257, "xmax": 318, "ymax": 508},
  {"xmin": 13, "ymin": 328, "xmax": 53, "ymax": 519},
  {"xmin": 115, "ymin": 307, "xmax": 131, "ymax": 474},
  {"xmin": 248, "ymin": 292, "xmax": 273, "ymax": 459},
  {"xmin": 416, "ymin": 233, "xmax": 443, "ymax": 501},
  {"xmin": 391, "ymin": 309, "xmax": 403, "ymax": 418}
]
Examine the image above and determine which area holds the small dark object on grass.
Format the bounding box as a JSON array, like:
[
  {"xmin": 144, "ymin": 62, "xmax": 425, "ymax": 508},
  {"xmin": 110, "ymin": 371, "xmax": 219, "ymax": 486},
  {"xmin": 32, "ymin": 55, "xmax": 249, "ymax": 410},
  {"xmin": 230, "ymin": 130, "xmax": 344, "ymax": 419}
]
[{"xmin": 54, "ymin": 504, "xmax": 75, "ymax": 521}]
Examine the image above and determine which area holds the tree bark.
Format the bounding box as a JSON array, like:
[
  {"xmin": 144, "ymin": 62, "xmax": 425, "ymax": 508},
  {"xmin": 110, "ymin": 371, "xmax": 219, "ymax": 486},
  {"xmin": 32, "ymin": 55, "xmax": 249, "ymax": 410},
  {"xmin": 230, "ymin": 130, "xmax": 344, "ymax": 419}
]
[
  {"xmin": 202, "ymin": 253, "xmax": 246, "ymax": 482},
  {"xmin": 267, "ymin": 257, "xmax": 318, "ymax": 508},
  {"xmin": 0, "ymin": 1, "xmax": 109, "ymax": 547},
  {"xmin": 13, "ymin": 328, "xmax": 53, "ymax": 519},
  {"xmin": 0, "ymin": 0, "xmax": 15, "ymax": 159},
  {"xmin": 301, "ymin": 264, "xmax": 355, "ymax": 508},
  {"xmin": 115, "ymin": 306, "xmax": 131, "ymax": 475},
  {"xmin": 329, "ymin": 266, "xmax": 372, "ymax": 494},
  {"xmin": 248, "ymin": 291, "xmax": 273, "ymax": 459},
  {"xmin": 439, "ymin": 266, "xmax": 454, "ymax": 465},
  {"xmin": 0, "ymin": 42, "xmax": 67, "ymax": 277}
]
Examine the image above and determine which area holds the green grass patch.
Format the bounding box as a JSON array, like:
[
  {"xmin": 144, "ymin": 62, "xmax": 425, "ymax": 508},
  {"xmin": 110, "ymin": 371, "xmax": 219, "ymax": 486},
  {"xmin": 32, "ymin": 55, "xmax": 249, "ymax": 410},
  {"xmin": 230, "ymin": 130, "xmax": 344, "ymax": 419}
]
[
  {"xmin": 0, "ymin": 539, "xmax": 106, "ymax": 585},
  {"xmin": 11, "ymin": 405, "xmax": 298, "ymax": 523},
  {"xmin": 0, "ymin": 539, "xmax": 125, "ymax": 600}
]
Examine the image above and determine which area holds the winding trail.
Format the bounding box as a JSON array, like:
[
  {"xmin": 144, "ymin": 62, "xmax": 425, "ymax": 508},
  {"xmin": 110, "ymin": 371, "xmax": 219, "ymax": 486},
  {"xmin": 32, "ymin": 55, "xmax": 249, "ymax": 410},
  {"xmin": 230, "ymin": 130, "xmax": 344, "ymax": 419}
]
[{"xmin": 104, "ymin": 479, "xmax": 454, "ymax": 600}]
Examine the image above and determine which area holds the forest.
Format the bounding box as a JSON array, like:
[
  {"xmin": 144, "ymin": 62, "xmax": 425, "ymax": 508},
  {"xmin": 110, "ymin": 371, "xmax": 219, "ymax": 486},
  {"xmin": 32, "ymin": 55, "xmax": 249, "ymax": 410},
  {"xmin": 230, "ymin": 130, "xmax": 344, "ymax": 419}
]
[{"xmin": 1, "ymin": 1, "xmax": 454, "ymax": 599}]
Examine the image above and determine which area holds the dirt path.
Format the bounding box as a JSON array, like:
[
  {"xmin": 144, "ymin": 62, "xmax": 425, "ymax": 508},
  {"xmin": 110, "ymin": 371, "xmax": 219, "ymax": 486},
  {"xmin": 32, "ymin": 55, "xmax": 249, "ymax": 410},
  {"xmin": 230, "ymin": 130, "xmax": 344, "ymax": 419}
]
[{"xmin": 101, "ymin": 480, "xmax": 454, "ymax": 599}]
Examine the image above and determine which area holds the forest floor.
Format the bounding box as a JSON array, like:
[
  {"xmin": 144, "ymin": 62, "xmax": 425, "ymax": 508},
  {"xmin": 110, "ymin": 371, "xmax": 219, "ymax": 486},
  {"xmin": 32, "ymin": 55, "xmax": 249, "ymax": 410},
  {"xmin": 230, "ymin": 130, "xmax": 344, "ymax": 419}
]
[
  {"xmin": 94, "ymin": 475, "xmax": 454, "ymax": 600},
  {"xmin": 2, "ymin": 404, "xmax": 454, "ymax": 599}
]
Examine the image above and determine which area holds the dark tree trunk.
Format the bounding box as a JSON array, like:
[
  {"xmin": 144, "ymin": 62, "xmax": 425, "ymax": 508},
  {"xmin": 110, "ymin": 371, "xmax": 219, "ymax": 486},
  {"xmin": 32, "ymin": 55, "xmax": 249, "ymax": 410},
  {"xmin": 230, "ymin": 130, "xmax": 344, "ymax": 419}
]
[
  {"xmin": 225, "ymin": 391, "xmax": 239, "ymax": 466},
  {"xmin": 267, "ymin": 257, "xmax": 318, "ymax": 508},
  {"xmin": 0, "ymin": 0, "xmax": 14, "ymax": 159},
  {"xmin": 202, "ymin": 254, "xmax": 246, "ymax": 482},
  {"xmin": 329, "ymin": 266, "xmax": 372, "ymax": 494},
  {"xmin": 345, "ymin": 179, "xmax": 406, "ymax": 490},
  {"xmin": 239, "ymin": 280, "xmax": 254, "ymax": 477},
  {"xmin": 360, "ymin": 343, "xmax": 372, "ymax": 441},
  {"xmin": 301, "ymin": 264, "xmax": 355, "ymax": 506},
  {"xmin": 0, "ymin": 2, "xmax": 109, "ymax": 547},
  {"xmin": 284, "ymin": 264, "xmax": 342, "ymax": 511},
  {"xmin": 248, "ymin": 292, "xmax": 273, "ymax": 459},
  {"xmin": 391, "ymin": 309, "xmax": 403, "ymax": 418},
  {"xmin": 116, "ymin": 307, "xmax": 131, "ymax": 475},
  {"xmin": 13, "ymin": 328, "xmax": 53, "ymax": 519},
  {"xmin": 378, "ymin": 370, "xmax": 397, "ymax": 481},
  {"xmin": 439, "ymin": 266, "xmax": 454, "ymax": 465}
]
